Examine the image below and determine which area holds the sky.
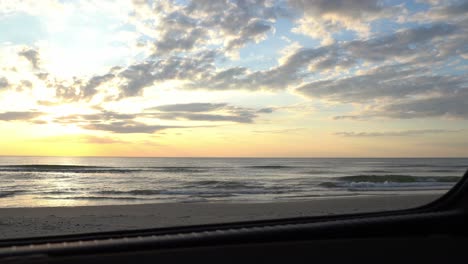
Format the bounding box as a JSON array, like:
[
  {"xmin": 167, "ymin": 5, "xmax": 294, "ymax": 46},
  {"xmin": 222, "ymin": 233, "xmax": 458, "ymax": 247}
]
[{"xmin": 0, "ymin": 0, "xmax": 467, "ymax": 157}]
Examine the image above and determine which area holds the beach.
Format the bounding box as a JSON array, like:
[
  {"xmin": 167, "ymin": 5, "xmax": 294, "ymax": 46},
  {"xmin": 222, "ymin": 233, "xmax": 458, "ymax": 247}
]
[{"xmin": 0, "ymin": 193, "xmax": 440, "ymax": 239}]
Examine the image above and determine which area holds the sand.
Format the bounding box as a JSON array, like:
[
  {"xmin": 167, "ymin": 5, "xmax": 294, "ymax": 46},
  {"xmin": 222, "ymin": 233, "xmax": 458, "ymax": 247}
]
[{"xmin": 0, "ymin": 194, "xmax": 440, "ymax": 239}]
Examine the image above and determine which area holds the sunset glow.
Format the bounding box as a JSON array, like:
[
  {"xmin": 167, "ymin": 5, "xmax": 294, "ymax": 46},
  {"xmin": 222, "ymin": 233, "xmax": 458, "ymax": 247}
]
[{"xmin": 0, "ymin": 0, "xmax": 467, "ymax": 157}]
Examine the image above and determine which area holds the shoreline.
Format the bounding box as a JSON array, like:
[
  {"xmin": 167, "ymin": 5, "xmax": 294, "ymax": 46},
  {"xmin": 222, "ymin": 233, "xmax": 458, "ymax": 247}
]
[{"xmin": 0, "ymin": 193, "xmax": 440, "ymax": 239}]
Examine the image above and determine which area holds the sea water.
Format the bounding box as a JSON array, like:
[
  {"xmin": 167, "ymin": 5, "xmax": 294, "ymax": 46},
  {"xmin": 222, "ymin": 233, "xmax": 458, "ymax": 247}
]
[{"xmin": 0, "ymin": 157, "xmax": 466, "ymax": 207}]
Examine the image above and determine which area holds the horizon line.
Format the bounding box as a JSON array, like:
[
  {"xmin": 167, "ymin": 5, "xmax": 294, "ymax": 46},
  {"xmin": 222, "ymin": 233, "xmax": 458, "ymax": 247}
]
[{"xmin": 0, "ymin": 155, "xmax": 467, "ymax": 159}]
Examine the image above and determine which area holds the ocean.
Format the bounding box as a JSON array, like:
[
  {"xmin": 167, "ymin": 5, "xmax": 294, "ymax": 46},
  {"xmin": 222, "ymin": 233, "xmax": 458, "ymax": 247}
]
[{"xmin": 0, "ymin": 157, "xmax": 466, "ymax": 208}]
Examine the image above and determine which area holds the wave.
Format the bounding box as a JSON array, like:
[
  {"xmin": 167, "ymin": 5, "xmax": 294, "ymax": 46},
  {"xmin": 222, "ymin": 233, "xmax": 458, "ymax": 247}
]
[
  {"xmin": 319, "ymin": 175, "xmax": 461, "ymax": 190},
  {"xmin": 97, "ymin": 190, "xmax": 161, "ymax": 196},
  {"xmin": 338, "ymin": 175, "xmax": 461, "ymax": 183},
  {"xmin": 184, "ymin": 180, "xmax": 259, "ymax": 189},
  {"xmin": 92, "ymin": 184, "xmax": 292, "ymax": 198},
  {"xmin": 0, "ymin": 165, "xmax": 208, "ymax": 174},
  {"xmin": 0, "ymin": 165, "xmax": 141, "ymax": 174},
  {"xmin": 426, "ymin": 169, "xmax": 460, "ymax": 173},
  {"xmin": 384, "ymin": 164, "xmax": 467, "ymax": 168},
  {"xmin": 363, "ymin": 170, "xmax": 393, "ymax": 173},
  {"xmin": 146, "ymin": 167, "xmax": 208, "ymax": 173},
  {"xmin": 41, "ymin": 191, "xmax": 79, "ymax": 195},
  {"xmin": 0, "ymin": 190, "xmax": 24, "ymax": 198},
  {"xmin": 245, "ymin": 165, "xmax": 293, "ymax": 169},
  {"xmin": 42, "ymin": 196, "xmax": 145, "ymax": 200},
  {"xmin": 302, "ymin": 170, "xmax": 337, "ymax": 175}
]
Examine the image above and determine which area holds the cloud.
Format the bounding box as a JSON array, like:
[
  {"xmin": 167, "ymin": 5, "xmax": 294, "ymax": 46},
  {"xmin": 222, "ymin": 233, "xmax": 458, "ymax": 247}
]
[
  {"xmin": 54, "ymin": 73, "xmax": 116, "ymax": 101},
  {"xmin": 0, "ymin": 77, "xmax": 9, "ymax": 89},
  {"xmin": 39, "ymin": 20, "xmax": 464, "ymax": 103},
  {"xmin": 1, "ymin": 0, "xmax": 466, "ymax": 129},
  {"xmin": 54, "ymin": 111, "xmax": 137, "ymax": 124},
  {"xmin": 36, "ymin": 100, "xmax": 60, "ymax": 106},
  {"xmin": 335, "ymin": 129, "xmax": 461, "ymax": 137},
  {"xmin": 118, "ymin": 50, "xmax": 217, "ymax": 97},
  {"xmin": 0, "ymin": 111, "xmax": 43, "ymax": 121},
  {"xmin": 297, "ymin": 64, "xmax": 467, "ymax": 103},
  {"xmin": 80, "ymin": 135, "xmax": 127, "ymax": 144},
  {"xmin": 257, "ymin": 107, "xmax": 274, "ymax": 113},
  {"xmin": 189, "ymin": 46, "xmax": 331, "ymax": 91},
  {"xmin": 369, "ymin": 89, "xmax": 468, "ymax": 119},
  {"xmin": 52, "ymin": 101, "xmax": 273, "ymax": 135},
  {"xmin": 148, "ymin": 102, "xmax": 274, "ymax": 123},
  {"xmin": 190, "ymin": 22, "xmax": 461, "ymax": 92},
  {"xmin": 18, "ymin": 49, "xmax": 40, "ymax": 69},
  {"xmin": 149, "ymin": 103, "xmax": 227, "ymax": 112},
  {"xmin": 334, "ymin": 88, "xmax": 468, "ymax": 120},
  {"xmin": 345, "ymin": 23, "xmax": 458, "ymax": 62},
  {"xmin": 438, "ymin": 1, "xmax": 468, "ymax": 16},
  {"xmin": 155, "ymin": 112, "xmax": 256, "ymax": 123},
  {"xmin": 80, "ymin": 73, "xmax": 115, "ymax": 99},
  {"xmin": 409, "ymin": 1, "xmax": 468, "ymax": 23},
  {"xmin": 56, "ymin": 101, "xmax": 273, "ymax": 126},
  {"xmin": 291, "ymin": 23, "xmax": 467, "ymax": 120},
  {"xmin": 82, "ymin": 121, "xmax": 178, "ymax": 134},
  {"xmin": 289, "ymin": 0, "xmax": 403, "ymax": 44},
  {"xmin": 132, "ymin": 0, "xmax": 289, "ymax": 56},
  {"xmin": 333, "ymin": 115, "xmax": 366, "ymax": 121}
]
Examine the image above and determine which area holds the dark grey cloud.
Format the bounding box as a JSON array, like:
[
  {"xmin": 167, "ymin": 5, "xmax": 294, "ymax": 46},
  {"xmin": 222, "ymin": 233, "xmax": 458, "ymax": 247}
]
[
  {"xmin": 118, "ymin": 50, "xmax": 217, "ymax": 97},
  {"xmin": 333, "ymin": 115, "xmax": 366, "ymax": 121},
  {"xmin": 82, "ymin": 121, "xmax": 177, "ymax": 134},
  {"xmin": 288, "ymin": 0, "xmax": 387, "ymax": 22},
  {"xmin": 57, "ymin": 101, "xmax": 272, "ymax": 126},
  {"xmin": 185, "ymin": 0, "xmax": 289, "ymax": 50},
  {"xmin": 142, "ymin": 0, "xmax": 289, "ymax": 55},
  {"xmin": 55, "ymin": 111, "xmax": 137, "ymax": 124},
  {"xmin": 297, "ymin": 64, "xmax": 467, "ymax": 103},
  {"xmin": 54, "ymin": 73, "xmax": 115, "ymax": 101},
  {"xmin": 372, "ymin": 89, "xmax": 468, "ymax": 119},
  {"xmin": 148, "ymin": 102, "xmax": 273, "ymax": 123},
  {"xmin": 80, "ymin": 73, "xmax": 115, "ymax": 99},
  {"xmin": 225, "ymin": 19, "xmax": 272, "ymax": 50},
  {"xmin": 335, "ymin": 129, "xmax": 461, "ymax": 137},
  {"xmin": 18, "ymin": 48, "xmax": 40, "ymax": 69},
  {"xmin": 0, "ymin": 111, "xmax": 43, "ymax": 121},
  {"xmin": 190, "ymin": 46, "xmax": 330, "ymax": 91},
  {"xmin": 36, "ymin": 73, "xmax": 48, "ymax": 80},
  {"xmin": 151, "ymin": 11, "xmax": 206, "ymax": 55},
  {"xmin": 0, "ymin": 77, "xmax": 9, "ymax": 89},
  {"xmin": 53, "ymin": 101, "xmax": 272, "ymax": 134},
  {"xmin": 415, "ymin": 0, "xmax": 468, "ymax": 20},
  {"xmin": 441, "ymin": 0, "xmax": 468, "ymax": 16},
  {"xmin": 54, "ymin": 81, "xmax": 80, "ymax": 101},
  {"xmin": 346, "ymin": 23, "xmax": 458, "ymax": 62},
  {"xmin": 334, "ymin": 88, "xmax": 468, "ymax": 120},
  {"xmin": 20, "ymin": 80, "xmax": 32, "ymax": 89},
  {"xmin": 150, "ymin": 103, "xmax": 227, "ymax": 112},
  {"xmin": 287, "ymin": 0, "xmax": 404, "ymax": 43},
  {"xmin": 257, "ymin": 107, "xmax": 274, "ymax": 113},
  {"xmin": 155, "ymin": 112, "xmax": 256, "ymax": 123}
]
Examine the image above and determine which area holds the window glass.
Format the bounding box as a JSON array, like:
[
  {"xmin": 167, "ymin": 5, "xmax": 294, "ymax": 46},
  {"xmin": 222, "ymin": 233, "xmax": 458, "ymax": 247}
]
[{"xmin": 0, "ymin": 0, "xmax": 467, "ymax": 239}]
